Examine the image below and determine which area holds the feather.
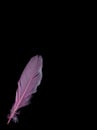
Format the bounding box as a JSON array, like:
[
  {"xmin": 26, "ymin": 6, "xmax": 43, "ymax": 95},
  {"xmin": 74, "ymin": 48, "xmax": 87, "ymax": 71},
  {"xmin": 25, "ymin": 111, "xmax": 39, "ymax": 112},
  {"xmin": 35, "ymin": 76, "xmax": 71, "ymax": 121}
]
[{"xmin": 7, "ymin": 55, "xmax": 43, "ymax": 124}]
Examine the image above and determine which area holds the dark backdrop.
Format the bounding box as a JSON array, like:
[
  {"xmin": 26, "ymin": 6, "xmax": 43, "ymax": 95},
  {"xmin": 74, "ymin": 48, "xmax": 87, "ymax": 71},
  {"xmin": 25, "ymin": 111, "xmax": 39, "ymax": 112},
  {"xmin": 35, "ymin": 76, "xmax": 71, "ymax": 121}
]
[
  {"xmin": 0, "ymin": 42, "xmax": 67, "ymax": 129},
  {"xmin": 0, "ymin": 7, "xmax": 87, "ymax": 129}
]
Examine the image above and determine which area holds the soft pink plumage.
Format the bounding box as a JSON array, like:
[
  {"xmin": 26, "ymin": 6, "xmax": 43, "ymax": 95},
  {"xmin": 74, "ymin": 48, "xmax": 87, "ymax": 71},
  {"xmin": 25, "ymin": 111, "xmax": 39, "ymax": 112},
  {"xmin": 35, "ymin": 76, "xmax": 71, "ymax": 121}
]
[{"xmin": 7, "ymin": 55, "xmax": 43, "ymax": 124}]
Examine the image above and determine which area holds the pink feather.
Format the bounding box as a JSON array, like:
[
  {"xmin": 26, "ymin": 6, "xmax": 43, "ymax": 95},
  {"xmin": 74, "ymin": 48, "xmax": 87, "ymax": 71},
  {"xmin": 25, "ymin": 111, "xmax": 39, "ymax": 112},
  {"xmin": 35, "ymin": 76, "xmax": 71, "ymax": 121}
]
[{"xmin": 7, "ymin": 55, "xmax": 43, "ymax": 124}]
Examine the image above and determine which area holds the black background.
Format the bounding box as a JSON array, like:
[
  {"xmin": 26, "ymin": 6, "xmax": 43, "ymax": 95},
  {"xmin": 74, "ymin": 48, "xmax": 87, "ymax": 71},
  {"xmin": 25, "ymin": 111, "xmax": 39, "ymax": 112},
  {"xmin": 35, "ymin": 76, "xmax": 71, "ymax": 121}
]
[
  {"xmin": 0, "ymin": 6, "xmax": 91, "ymax": 129},
  {"xmin": 0, "ymin": 31, "xmax": 87, "ymax": 129},
  {"xmin": 0, "ymin": 42, "xmax": 67, "ymax": 129},
  {"xmin": 0, "ymin": 44, "xmax": 88, "ymax": 129}
]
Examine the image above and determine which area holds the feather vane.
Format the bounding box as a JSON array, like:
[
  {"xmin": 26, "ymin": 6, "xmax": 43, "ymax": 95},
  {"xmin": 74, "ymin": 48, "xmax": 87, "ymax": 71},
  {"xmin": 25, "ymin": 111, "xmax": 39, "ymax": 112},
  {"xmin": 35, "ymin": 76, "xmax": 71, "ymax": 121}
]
[{"xmin": 7, "ymin": 55, "xmax": 43, "ymax": 124}]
